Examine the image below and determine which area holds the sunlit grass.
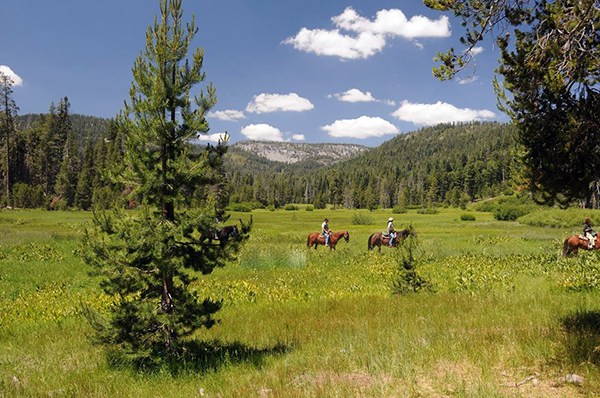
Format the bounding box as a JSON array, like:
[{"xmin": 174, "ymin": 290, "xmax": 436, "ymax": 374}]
[{"xmin": 0, "ymin": 208, "xmax": 599, "ymax": 397}]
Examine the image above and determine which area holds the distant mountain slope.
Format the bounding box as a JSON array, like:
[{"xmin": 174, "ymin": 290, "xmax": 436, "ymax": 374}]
[
  {"xmin": 226, "ymin": 122, "xmax": 521, "ymax": 207},
  {"xmin": 232, "ymin": 141, "xmax": 368, "ymax": 164},
  {"xmin": 337, "ymin": 121, "xmax": 517, "ymax": 173},
  {"xmin": 16, "ymin": 114, "xmax": 112, "ymax": 144}
]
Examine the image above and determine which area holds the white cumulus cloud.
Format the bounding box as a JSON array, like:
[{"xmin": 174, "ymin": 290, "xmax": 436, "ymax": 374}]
[
  {"xmin": 457, "ymin": 75, "xmax": 479, "ymax": 85},
  {"xmin": 0, "ymin": 65, "xmax": 23, "ymax": 86},
  {"xmin": 321, "ymin": 116, "xmax": 399, "ymax": 139},
  {"xmin": 283, "ymin": 7, "xmax": 450, "ymax": 60},
  {"xmin": 283, "ymin": 28, "xmax": 386, "ymax": 60},
  {"xmin": 470, "ymin": 46, "xmax": 484, "ymax": 55},
  {"xmin": 334, "ymin": 88, "xmax": 377, "ymax": 103},
  {"xmin": 196, "ymin": 133, "xmax": 227, "ymax": 143},
  {"xmin": 292, "ymin": 134, "xmax": 306, "ymax": 141},
  {"xmin": 207, "ymin": 109, "xmax": 246, "ymax": 121},
  {"xmin": 246, "ymin": 93, "xmax": 314, "ymax": 114},
  {"xmin": 392, "ymin": 100, "xmax": 495, "ymax": 126},
  {"xmin": 241, "ymin": 124, "xmax": 285, "ymax": 141}
]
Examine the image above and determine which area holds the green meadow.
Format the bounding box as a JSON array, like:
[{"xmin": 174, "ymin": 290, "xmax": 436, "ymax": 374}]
[{"xmin": 1, "ymin": 208, "xmax": 600, "ymax": 397}]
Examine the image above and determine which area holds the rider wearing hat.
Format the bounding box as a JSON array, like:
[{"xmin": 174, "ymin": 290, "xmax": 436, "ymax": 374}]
[
  {"xmin": 584, "ymin": 218, "xmax": 596, "ymax": 249},
  {"xmin": 387, "ymin": 217, "xmax": 396, "ymax": 247},
  {"xmin": 322, "ymin": 217, "xmax": 331, "ymax": 247}
]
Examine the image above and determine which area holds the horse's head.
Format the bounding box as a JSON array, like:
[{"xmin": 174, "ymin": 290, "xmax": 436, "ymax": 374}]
[
  {"xmin": 343, "ymin": 231, "xmax": 349, "ymax": 243},
  {"xmin": 401, "ymin": 228, "xmax": 416, "ymax": 239}
]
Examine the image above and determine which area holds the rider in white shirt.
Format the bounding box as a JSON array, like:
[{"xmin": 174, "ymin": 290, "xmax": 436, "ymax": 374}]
[
  {"xmin": 387, "ymin": 217, "xmax": 396, "ymax": 247},
  {"xmin": 322, "ymin": 218, "xmax": 331, "ymax": 247}
]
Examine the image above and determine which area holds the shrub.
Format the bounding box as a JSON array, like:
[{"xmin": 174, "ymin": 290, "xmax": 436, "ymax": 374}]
[
  {"xmin": 417, "ymin": 207, "xmax": 439, "ymax": 215},
  {"xmin": 391, "ymin": 225, "xmax": 430, "ymax": 294},
  {"xmin": 460, "ymin": 213, "xmax": 476, "ymax": 221},
  {"xmin": 519, "ymin": 208, "xmax": 600, "ymax": 228},
  {"xmin": 12, "ymin": 183, "xmax": 46, "ymax": 209},
  {"xmin": 351, "ymin": 212, "xmax": 374, "ymax": 225},
  {"xmin": 248, "ymin": 201, "xmax": 265, "ymax": 210},
  {"xmin": 284, "ymin": 204, "xmax": 298, "ymax": 211},
  {"xmin": 231, "ymin": 203, "xmax": 252, "ymax": 212},
  {"xmin": 493, "ymin": 204, "xmax": 532, "ymax": 221},
  {"xmin": 305, "ymin": 205, "xmax": 314, "ymax": 211},
  {"xmin": 49, "ymin": 197, "xmax": 69, "ymax": 211},
  {"xmin": 392, "ymin": 205, "xmax": 407, "ymax": 214},
  {"xmin": 266, "ymin": 205, "xmax": 275, "ymax": 212}
]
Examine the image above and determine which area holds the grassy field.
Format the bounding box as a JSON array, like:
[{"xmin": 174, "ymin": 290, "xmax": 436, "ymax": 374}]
[{"xmin": 1, "ymin": 208, "xmax": 600, "ymax": 397}]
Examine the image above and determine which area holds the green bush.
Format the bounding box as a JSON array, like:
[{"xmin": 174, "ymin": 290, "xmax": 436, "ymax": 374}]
[
  {"xmin": 12, "ymin": 183, "xmax": 46, "ymax": 208},
  {"xmin": 305, "ymin": 205, "xmax": 314, "ymax": 211},
  {"xmin": 417, "ymin": 207, "xmax": 439, "ymax": 215},
  {"xmin": 266, "ymin": 205, "xmax": 275, "ymax": 212},
  {"xmin": 392, "ymin": 205, "xmax": 407, "ymax": 214},
  {"xmin": 230, "ymin": 203, "xmax": 252, "ymax": 212},
  {"xmin": 460, "ymin": 213, "xmax": 476, "ymax": 221},
  {"xmin": 284, "ymin": 204, "xmax": 298, "ymax": 211},
  {"xmin": 519, "ymin": 208, "xmax": 600, "ymax": 228},
  {"xmin": 247, "ymin": 201, "xmax": 264, "ymax": 210},
  {"xmin": 493, "ymin": 204, "xmax": 532, "ymax": 221},
  {"xmin": 351, "ymin": 212, "xmax": 374, "ymax": 225}
]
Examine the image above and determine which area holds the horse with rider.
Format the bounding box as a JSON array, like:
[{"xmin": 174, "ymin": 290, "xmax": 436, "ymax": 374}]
[{"xmin": 563, "ymin": 218, "xmax": 599, "ymax": 256}]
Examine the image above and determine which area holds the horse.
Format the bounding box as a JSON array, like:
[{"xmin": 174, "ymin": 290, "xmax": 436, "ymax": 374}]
[
  {"xmin": 368, "ymin": 229, "xmax": 411, "ymax": 252},
  {"xmin": 307, "ymin": 231, "xmax": 349, "ymax": 250},
  {"xmin": 562, "ymin": 234, "xmax": 600, "ymax": 257},
  {"xmin": 203, "ymin": 225, "xmax": 239, "ymax": 248}
]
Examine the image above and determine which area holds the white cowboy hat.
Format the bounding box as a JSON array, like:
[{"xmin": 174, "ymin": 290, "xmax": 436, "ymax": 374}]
[{"xmin": 388, "ymin": 217, "xmax": 394, "ymax": 221}]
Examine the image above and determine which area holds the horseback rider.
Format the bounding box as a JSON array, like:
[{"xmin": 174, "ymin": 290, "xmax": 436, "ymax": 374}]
[
  {"xmin": 322, "ymin": 218, "xmax": 332, "ymax": 247},
  {"xmin": 584, "ymin": 218, "xmax": 596, "ymax": 249},
  {"xmin": 387, "ymin": 217, "xmax": 396, "ymax": 247}
]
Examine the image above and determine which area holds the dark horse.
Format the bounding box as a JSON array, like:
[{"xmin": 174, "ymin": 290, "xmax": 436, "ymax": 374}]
[
  {"xmin": 203, "ymin": 225, "xmax": 239, "ymax": 247},
  {"xmin": 307, "ymin": 231, "xmax": 349, "ymax": 250},
  {"xmin": 368, "ymin": 229, "xmax": 411, "ymax": 252},
  {"xmin": 563, "ymin": 234, "xmax": 600, "ymax": 257}
]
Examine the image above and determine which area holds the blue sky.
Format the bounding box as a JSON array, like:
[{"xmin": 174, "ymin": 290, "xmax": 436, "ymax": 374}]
[{"xmin": 1, "ymin": 0, "xmax": 507, "ymax": 146}]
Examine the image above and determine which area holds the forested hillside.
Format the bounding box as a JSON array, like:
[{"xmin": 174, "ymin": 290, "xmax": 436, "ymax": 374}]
[
  {"xmin": 2, "ymin": 99, "xmax": 123, "ymax": 209},
  {"xmin": 227, "ymin": 122, "xmax": 520, "ymax": 209},
  {"xmin": 16, "ymin": 112, "xmax": 111, "ymax": 145},
  {"xmin": 2, "ymin": 101, "xmax": 520, "ymax": 210}
]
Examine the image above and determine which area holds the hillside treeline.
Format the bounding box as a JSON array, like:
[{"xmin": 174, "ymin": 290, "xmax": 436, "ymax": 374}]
[
  {"xmin": 226, "ymin": 122, "xmax": 521, "ymax": 209},
  {"xmin": 3, "ymin": 104, "xmax": 520, "ymax": 210},
  {"xmin": 4, "ymin": 98, "xmax": 124, "ymax": 209}
]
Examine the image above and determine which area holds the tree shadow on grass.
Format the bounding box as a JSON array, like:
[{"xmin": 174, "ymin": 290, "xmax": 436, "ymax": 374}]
[
  {"xmin": 560, "ymin": 310, "xmax": 600, "ymax": 366},
  {"xmin": 108, "ymin": 339, "xmax": 292, "ymax": 376}
]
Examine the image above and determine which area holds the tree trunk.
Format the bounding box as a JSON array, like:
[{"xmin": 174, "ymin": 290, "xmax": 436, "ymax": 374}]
[{"xmin": 3, "ymin": 90, "xmax": 10, "ymax": 207}]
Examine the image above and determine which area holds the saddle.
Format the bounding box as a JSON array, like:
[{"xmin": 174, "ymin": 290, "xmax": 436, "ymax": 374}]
[{"xmin": 382, "ymin": 231, "xmax": 390, "ymax": 237}]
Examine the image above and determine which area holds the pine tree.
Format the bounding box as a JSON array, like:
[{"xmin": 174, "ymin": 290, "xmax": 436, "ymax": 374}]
[
  {"xmin": 0, "ymin": 72, "xmax": 19, "ymax": 206},
  {"xmin": 84, "ymin": 0, "xmax": 250, "ymax": 356},
  {"xmin": 75, "ymin": 137, "xmax": 95, "ymax": 210},
  {"xmin": 54, "ymin": 113, "xmax": 79, "ymax": 206}
]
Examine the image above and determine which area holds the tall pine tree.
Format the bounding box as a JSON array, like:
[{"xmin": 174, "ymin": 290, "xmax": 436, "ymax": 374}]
[
  {"xmin": 84, "ymin": 0, "xmax": 250, "ymax": 356},
  {"xmin": 0, "ymin": 72, "xmax": 19, "ymax": 206}
]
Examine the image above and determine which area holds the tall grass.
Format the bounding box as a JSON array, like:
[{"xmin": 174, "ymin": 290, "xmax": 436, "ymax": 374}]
[
  {"xmin": 519, "ymin": 208, "xmax": 600, "ymax": 229},
  {"xmin": 1, "ymin": 208, "xmax": 599, "ymax": 396}
]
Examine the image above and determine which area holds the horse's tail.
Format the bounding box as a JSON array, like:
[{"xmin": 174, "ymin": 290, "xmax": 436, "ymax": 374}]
[
  {"xmin": 368, "ymin": 234, "xmax": 374, "ymax": 251},
  {"xmin": 307, "ymin": 235, "xmax": 311, "ymax": 248},
  {"xmin": 562, "ymin": 237, "xmax": 570, "ymax": 257}
]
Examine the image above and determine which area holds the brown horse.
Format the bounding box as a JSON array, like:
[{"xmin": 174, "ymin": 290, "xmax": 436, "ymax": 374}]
[
  {"xmin": 563, "ymin": 234, "xmax": 600, "ymax": 257},
  {"xmin": 368, "ymin": 229, "xmax": 411, "ymax": 252},
  {"xmin": 307, "ymin": 231, "xmax": 349, "ymax": 250}
]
